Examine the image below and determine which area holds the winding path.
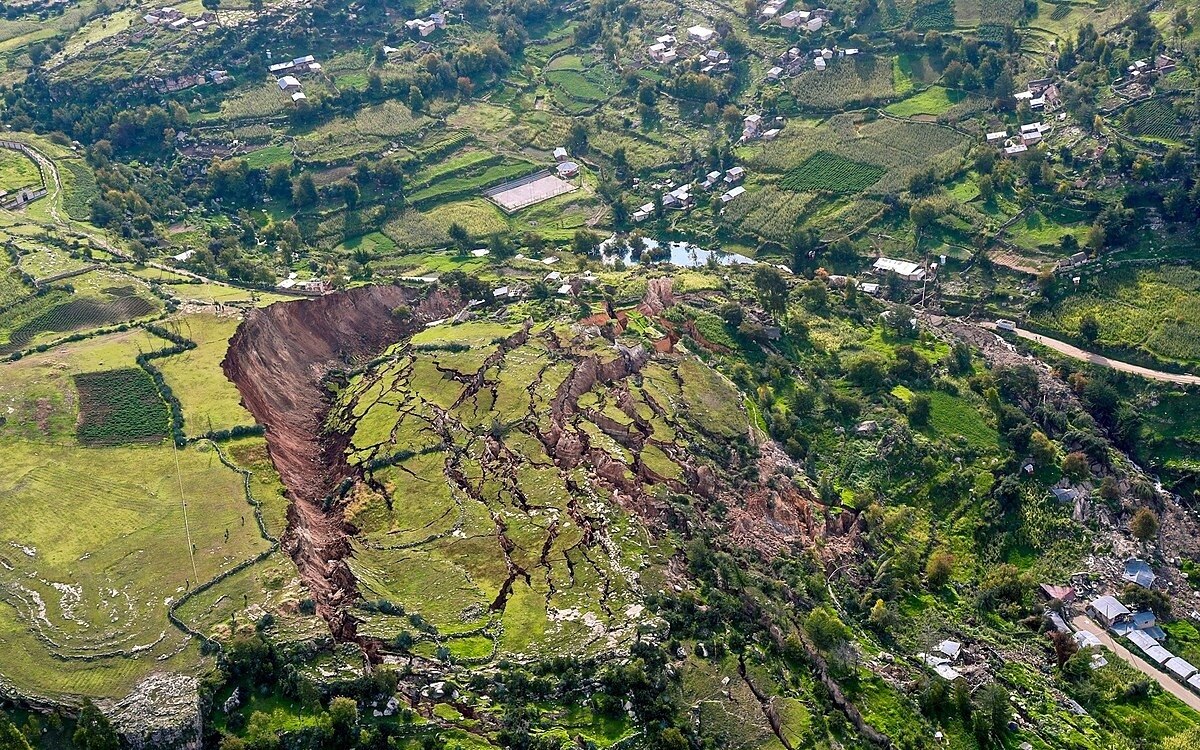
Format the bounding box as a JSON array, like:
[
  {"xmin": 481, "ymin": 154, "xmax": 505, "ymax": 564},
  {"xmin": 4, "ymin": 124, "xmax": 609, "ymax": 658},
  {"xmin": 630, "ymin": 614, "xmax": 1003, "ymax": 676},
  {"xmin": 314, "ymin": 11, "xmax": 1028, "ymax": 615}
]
[
  {"xmin": 1072, "ymin": 616, "xmax": 1200, "ymax": 713},
  {"xmin": 982, "ymin": 323, "xmax": 1200, "ymax": 386}
]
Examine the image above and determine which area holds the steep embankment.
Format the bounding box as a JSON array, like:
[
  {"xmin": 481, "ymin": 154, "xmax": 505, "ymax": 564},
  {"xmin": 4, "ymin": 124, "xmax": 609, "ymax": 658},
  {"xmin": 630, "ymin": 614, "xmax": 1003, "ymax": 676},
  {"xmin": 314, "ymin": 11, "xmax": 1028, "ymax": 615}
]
[{"xmin": 222, "ymin": 284, "xmax": 460, "ymax": 639}]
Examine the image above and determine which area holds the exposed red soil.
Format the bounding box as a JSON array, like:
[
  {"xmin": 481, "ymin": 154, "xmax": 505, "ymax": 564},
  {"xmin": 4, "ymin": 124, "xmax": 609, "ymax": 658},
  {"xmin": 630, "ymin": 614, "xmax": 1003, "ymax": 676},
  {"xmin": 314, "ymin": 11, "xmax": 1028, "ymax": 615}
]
[{"xmin": 222, "ymin": 285, "xmax": 460, "ymax": 640}]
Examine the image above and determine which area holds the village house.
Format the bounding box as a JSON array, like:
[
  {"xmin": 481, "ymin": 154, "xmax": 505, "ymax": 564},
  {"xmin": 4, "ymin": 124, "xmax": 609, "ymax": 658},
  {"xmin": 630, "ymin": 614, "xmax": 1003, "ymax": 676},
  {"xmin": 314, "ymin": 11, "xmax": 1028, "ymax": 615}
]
[
  {"xmin": 701, "ymin": 170, "xmax": 723, "ymax": 190},
  {"xmin": 555, "ymin": 161, "xmax": 580, "ymax": 178},
  {"xmin": 1087, "ymin": 595, "xmax": 1130, "ymax": 629},
  {"xmin": 687, "ymin": 25, "xmax": 717, "ymax": 44},
  {"xmin": 806, "ymin": 16, "xmax": 824, "ymax": 31},
  {"xmin": 1004, "ymin": 143, "xmax": 1028, "ymax": 157},
  {"xmin": 269, "ymin": 55, "xmax": 321, "ymax": 76},
  {"xmin": 632, "ymin": 202, "xmax": 656, "ymax": 222},
  {"xmin": 742, "ymin": 114, "xmax": 762, "ymax": 140},
  {"xmin": 662, "ymin": 184, "xmax": 694, "ymax": 209},
  {"xmin": 720, "ymin": 185, "xmax": 745, "ymax": 204},
  {"xmin": 813, "ymin": 56, "xmax": 826, "ymax": 71},
  {"xmin": 871, "ymin": 256, "xmax": 925, "ymax": 281},
  {"xmin": 724, "ymin": 167, "xmax": 745, "ymax": 185},
  {"xmin": 276, "ymin": 76, "xmax": 302, "ymax": 92},
  {"xmin": 406, "ymin": 11, "xmax": 447, "ymax": 37},
  {"xmin": 779, "ymin": 9, "xmax": 808, "ymax": 27},
  {"xmin": 986, "ymin": 130, "xmax": 1007, "ymax": 144},
  {"xmin": 553, "ymin": 147, "xmax": 568, "ymax": 162},
  {"xmin": 766, "ymin": 66, "xmax": 784, "ymax": 82},
  {"xmin": 759, "ymin": 0, "xmax": 787, "ymax": 20},
  {"xmin": 1122, "ymin": 558, "xmax": 1157, "ymax": 589}
]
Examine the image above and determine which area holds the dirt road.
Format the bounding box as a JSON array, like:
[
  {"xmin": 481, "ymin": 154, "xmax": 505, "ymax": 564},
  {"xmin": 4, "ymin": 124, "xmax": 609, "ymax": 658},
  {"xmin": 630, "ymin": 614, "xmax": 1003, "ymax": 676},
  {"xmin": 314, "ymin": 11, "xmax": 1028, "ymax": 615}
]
[
  {"xmin": 1072, "ymin": 615, "xmax": 1200, "ymax": 712},
  {"xmin": 982, "ymin": 324, "xmax": 1200, "ymax": 386}
]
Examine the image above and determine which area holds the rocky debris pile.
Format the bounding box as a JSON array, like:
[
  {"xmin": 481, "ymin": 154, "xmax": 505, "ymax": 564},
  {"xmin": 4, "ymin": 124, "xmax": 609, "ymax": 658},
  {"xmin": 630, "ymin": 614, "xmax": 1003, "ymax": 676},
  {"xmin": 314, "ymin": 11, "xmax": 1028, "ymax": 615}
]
[{"xmin": 105, "ymin": 672, "xmax": 201, "ymax": 750}]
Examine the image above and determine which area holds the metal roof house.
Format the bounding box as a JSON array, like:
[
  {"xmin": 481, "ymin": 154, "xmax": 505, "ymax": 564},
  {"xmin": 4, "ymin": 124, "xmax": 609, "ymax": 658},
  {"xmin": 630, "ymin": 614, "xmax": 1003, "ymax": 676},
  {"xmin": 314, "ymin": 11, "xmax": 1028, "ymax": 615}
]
[
  {"xmin": 1123, "ymin": 558, "xmax": 1157, "ymax": 589},
  {"xmin": 1087, "ymin": 596, "xmax": 1130, "ymax": 628},
  {"xmin": 872, "ymin": 257, "xmax": 925, "ymax": 281},
  {"xmin": 1166, "ymin": 657, "xmax": 1198, "ymax": 680}
]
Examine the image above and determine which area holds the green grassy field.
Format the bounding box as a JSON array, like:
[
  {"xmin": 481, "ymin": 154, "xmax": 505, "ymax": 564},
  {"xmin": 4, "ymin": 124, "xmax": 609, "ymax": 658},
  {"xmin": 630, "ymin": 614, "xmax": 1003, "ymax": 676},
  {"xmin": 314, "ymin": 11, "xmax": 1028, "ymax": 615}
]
[
  {"xmin": 884, "ymin": 86, "xmax": 968, "ymax": 117},
  {"xmin": 0, "ymin": 148, "xmax": 41, "ymax": 192},
  {"xmin": 156, "ymin": 313, "xmax": 258, "ymax": 435}
]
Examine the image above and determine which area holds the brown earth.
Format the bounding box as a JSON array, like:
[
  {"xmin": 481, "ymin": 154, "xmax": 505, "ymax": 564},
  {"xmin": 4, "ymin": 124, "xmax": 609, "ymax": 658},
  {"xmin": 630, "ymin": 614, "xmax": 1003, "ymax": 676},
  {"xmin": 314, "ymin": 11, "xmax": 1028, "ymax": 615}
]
[{"xmin": 222, "ymin": 284, "xmax": 461, "ymax": 640}]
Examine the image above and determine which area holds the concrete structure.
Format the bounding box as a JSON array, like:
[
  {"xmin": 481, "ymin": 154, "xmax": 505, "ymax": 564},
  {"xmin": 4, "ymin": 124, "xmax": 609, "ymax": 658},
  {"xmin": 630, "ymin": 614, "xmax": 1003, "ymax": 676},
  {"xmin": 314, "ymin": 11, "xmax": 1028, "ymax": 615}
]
[{"xmin": 687, "ymin": 25, "xmax": 716, "ymax": 44}]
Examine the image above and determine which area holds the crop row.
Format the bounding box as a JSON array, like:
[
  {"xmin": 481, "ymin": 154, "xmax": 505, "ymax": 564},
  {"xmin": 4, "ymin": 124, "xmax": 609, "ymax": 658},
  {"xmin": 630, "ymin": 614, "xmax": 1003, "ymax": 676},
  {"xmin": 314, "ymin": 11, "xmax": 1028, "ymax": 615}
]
[{"xmin": 781, "ymin": 151, "xmax": 886, "ymax": 193}]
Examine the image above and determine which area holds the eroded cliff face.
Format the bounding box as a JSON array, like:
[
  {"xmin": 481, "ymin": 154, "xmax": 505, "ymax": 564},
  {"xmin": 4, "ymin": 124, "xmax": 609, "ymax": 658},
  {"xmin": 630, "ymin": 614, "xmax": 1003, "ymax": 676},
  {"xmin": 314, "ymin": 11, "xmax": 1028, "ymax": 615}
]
[{"xmin": 222, "ymin": 284, "xmax": 461, "ymax": 639}]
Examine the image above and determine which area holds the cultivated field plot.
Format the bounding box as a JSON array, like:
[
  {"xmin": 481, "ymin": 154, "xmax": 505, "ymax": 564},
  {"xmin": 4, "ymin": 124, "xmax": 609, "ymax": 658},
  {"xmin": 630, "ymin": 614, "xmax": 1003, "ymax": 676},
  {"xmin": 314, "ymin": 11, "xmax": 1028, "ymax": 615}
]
[
  {"xmin": 781, "ymin": 152, "xmax": 887, "ymax": 193},
  {"xmin": 155, "ymin": 314, "xmax": 258, "ymax": 436},
  {"xmin": 746, "ymin": 115, "xmax": 970, "ymax": 194},
  {"xmin": 1124, "ymin": 99, "xmax": 1189, "ymax": 144},
  {"xmin": 484, "ymin": 171, "xmax": 578, "ymax": 213},
  {"xmin": 74, "ymin": 368, "xmax": 169, "ymax": 446},
  {"xmin": 0, "ymin": 276, "xmax": 161, "ymax": 356}
]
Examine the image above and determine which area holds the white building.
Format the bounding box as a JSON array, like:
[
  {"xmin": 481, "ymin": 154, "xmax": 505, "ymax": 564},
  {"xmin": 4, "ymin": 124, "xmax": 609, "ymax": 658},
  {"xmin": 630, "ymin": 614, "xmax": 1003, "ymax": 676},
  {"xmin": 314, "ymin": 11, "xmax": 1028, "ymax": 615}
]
[
  {"xmin": 688, "ymin": 25, "xmax": 717, "ymax": 44},
  {"xmin": 872, "ymin": 257, "xmax": 925, "ymax": 281}
]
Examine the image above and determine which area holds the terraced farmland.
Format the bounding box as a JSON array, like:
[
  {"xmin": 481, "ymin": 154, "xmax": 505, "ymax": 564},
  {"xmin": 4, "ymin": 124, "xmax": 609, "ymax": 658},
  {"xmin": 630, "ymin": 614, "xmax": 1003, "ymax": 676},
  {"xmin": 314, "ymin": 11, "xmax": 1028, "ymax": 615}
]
[{"xmin": 1125, "ymin": 99, "xmax": 1188, "ymax": 143}]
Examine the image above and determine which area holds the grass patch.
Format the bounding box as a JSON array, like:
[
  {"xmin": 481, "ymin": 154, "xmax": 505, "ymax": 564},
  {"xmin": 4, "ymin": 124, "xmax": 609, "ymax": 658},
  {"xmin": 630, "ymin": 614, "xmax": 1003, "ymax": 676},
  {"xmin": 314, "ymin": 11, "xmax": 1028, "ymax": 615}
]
[{"xmin": 884, "ymin": 86, "xmax": 967, "ymax": 117}]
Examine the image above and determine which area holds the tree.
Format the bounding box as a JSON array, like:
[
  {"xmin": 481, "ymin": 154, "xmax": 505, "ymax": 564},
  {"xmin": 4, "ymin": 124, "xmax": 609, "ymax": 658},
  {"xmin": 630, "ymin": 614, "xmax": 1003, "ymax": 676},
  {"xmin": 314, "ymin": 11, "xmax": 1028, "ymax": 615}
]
[
  {"xmin": 1061, "ymin": 451, "xmax": 1090, "ymax": 481},
  {"xmin": 572, "ymin": 229, "xmax": 601, "ymax": 256},
  {"xmin": 73, "ymin": 701, "xmax": 119, "ymax": 750},
  {"xmin": 292, "ymin": 173, "xmax": 318, "ymax": 208},
  {"xmin": 0, "ymin": 715, "xmax": 32, "ymax": 750},
  {"xmin": 804, "ymin": 607, "xmax": 850, "ymax": 650},
  {"xmin": 408, "ymin": 87, "xmax": 425, "ymax": 113},
  {"xmin": 1130, "ymin": 507, "xmax": 1159, "ymax": 545},
  {"xmin": 1048, "ymin": 629, "xmax": 1078, "ymax": 668},
  {"xmin": 329, "ymin": 697, "xmax": 359, "ymax": 743},
  {"xmin": 566, "ymin": 121, "xmax": 589, "ymax": 154},
  {"xmin": 341, "ymin": 180, "xmax": 360, "ymax": 210},
  {"xmin": 1029, "ymin": 431, "xmax": 1055, "ymax": 466},
  {"xmin": 1079, "ymin": 313, "xmax": 1099, "ymax": 344},
  {"xmin": 847, "ymin": 354, "xmax": 887, "ymax": 390},
  {"xmin": 925, "ymin": 550, "xmax": 954, "ymax": 587},
  {"xmin": 448, "ymin": 222, "xmax": 472, "ymax": 255},
  {"xmin": 266, "ymin": 163, "xmax": 292, "ymax": 200},
  {"xmin": 868, "ymin": 598, "xmax": 894, "ymax": 629},
  {"xmin": 908, "ymin": 393, "xmax": 932, "ymax": 427},
  {"xmin": 752, "ymin": 266, "xmax": 789, "ymax": 315}
]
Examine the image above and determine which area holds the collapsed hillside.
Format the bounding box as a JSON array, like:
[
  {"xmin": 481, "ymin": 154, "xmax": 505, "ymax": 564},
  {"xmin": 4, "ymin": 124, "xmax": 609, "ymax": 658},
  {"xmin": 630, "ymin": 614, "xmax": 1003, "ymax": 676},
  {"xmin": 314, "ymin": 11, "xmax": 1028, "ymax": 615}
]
[
  {"xmin": 221, "ymin": 282, "xmax": 857, "ymax": 658},
  {"xmin": 222, "ymin": 284, "xmax": 461, "ymax": 640}
]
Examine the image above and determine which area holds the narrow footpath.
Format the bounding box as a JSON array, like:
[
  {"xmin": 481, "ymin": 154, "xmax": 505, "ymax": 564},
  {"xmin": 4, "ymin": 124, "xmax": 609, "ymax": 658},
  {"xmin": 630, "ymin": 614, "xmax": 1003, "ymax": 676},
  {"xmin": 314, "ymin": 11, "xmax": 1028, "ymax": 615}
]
[{"xmin": 1072, "ymin": 615, "xmax": 1200, "ymax": 713}]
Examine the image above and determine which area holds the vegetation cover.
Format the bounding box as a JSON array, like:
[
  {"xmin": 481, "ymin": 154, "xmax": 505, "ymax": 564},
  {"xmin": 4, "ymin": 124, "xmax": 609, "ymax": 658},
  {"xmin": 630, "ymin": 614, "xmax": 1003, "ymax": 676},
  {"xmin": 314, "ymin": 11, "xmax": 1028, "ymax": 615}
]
[{"xmin": 74, "ymin": 367, "xmax": 169, "ymax": 445}]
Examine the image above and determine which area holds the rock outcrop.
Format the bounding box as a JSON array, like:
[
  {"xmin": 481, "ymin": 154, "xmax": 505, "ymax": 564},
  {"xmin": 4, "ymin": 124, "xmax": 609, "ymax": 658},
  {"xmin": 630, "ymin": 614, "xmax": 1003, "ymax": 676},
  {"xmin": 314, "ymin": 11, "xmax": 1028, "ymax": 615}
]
[{"xmin": 106, "ymin": 673, "xmax": 201, "ymax": 750}]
